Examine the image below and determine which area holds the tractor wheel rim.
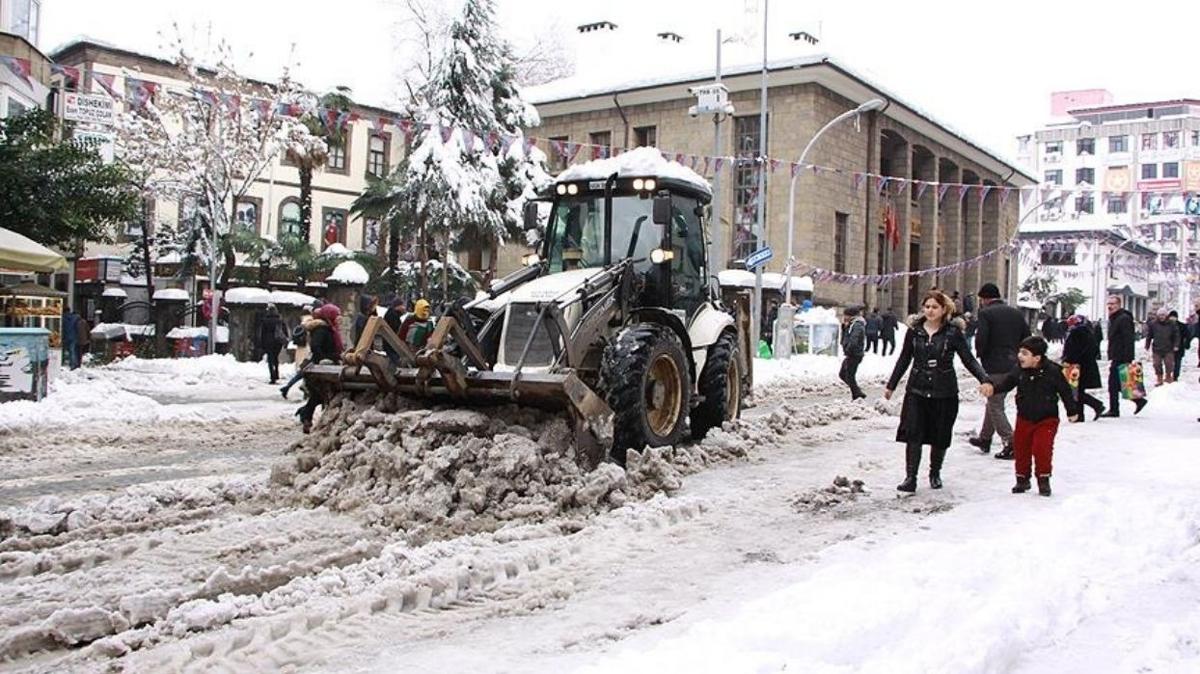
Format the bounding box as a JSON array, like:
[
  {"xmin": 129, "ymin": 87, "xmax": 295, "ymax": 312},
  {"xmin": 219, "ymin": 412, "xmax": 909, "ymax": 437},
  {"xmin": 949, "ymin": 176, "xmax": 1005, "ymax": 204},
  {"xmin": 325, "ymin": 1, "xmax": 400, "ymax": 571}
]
[{"xmin": 646, "ymin": 353, "xmax": 682, "ymax": 436}]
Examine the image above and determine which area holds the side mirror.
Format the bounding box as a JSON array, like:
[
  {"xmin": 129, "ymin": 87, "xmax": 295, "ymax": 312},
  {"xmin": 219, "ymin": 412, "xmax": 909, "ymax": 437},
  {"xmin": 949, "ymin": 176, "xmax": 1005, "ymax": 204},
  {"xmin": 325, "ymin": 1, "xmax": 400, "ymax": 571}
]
[
  {"xmin": 523, "ymin": 201, "xmax": 539, "ymax": 231},
  {"xmin": 652, "ymin": 194, "xmax": 672, "ymax": 225}
]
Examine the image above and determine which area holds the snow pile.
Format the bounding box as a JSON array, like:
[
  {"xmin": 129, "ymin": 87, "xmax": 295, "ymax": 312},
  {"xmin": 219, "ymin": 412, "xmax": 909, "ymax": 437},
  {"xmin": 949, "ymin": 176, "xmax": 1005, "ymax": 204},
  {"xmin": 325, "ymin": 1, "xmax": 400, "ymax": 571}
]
[
  {"xmin": 556, "ymin": 147, "xmax": 711, "ymax": 196},
  {"xmin": 795, "ymin": 305, "xmax": 841, "ymax": 325},
  {"xmin": 0, "ymin": 476, "xmax": 265, "ymax": 538},
  {"xmin": 59, "ymin": 353, "xmax": 279, "ymax": 385},
  {"xmin": 164, "ymin": 326, "xmax": 229, "ymax": 343},
  {"xmin": 321, "ymin": 243, "xmax": 355, "ymax": 258},
  {"xmin": 791, "ymin": 476, "xmax": 869, "ymax": 513},
  {"xmin": 328, "ymin": 261, "xmax": 369, "ymax": 285},
  {"xmin": 754, "ymin": 350, "xmax": 902, "ymax": 388}
]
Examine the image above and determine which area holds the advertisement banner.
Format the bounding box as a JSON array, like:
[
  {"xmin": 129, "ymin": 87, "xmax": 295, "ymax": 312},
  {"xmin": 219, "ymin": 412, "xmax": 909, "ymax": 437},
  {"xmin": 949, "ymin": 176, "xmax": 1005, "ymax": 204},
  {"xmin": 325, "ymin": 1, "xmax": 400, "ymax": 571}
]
[{"xmin": 62, "ymin": 91, "xmax": 116, "ymax": 125}]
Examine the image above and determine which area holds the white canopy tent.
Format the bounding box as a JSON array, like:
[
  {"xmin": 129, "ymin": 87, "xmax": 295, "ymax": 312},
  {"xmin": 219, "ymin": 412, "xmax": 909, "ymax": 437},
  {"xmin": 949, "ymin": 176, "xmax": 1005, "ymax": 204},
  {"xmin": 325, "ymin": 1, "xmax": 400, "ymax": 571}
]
[{"xmin": 0, "ymin": 228, "xmax": 68, "ymax": 273}]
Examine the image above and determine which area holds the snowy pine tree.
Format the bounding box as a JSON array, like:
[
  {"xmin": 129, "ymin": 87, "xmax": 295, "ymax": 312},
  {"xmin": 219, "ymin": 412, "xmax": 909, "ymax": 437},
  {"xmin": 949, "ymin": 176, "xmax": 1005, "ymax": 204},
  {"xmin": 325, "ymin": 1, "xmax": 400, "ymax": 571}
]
[{"xmin": 371, "ymin": 0, "xmax": 550, "ymax": 296}]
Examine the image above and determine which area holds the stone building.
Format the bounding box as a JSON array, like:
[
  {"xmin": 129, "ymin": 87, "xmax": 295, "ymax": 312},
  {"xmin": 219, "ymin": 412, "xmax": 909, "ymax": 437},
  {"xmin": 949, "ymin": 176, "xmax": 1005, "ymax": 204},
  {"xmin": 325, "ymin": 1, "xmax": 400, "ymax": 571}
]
[{"xmin": 522, "ymin": 54, "xmax": 1034, "ymax": 313}]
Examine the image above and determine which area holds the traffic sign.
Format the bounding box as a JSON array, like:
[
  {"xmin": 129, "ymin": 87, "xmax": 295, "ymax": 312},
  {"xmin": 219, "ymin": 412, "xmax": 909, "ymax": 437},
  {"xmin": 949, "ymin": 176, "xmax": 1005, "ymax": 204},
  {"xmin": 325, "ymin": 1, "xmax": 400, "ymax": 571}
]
[{"xmin": 745, "ymin": 246, "xmax": 773, "ymax": 269}]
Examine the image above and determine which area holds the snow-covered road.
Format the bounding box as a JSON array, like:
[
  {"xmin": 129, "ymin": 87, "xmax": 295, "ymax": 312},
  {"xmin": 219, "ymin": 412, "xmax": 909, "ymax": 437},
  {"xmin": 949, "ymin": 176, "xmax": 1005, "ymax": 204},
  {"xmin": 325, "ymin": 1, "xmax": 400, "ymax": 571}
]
[{"xmin": 0, "ymin": 351, "xmax": 1196, "ymax": 673}]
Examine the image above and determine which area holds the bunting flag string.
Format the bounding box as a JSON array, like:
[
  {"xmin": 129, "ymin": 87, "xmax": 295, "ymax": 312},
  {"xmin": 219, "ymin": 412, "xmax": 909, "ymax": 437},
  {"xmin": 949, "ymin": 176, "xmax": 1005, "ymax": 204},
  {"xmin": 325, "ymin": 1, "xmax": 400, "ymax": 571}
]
[
  {"xmin": 92, "ymin": 71, "xmax": 119, "ymax": 98},
  {"xmin": 0, "ymin": 55, "xmax": 32, "ymax": 88},
  {"xmin": 124, "ymin": 77, "xmax": 159, "ymax": 109},
  {"xmin": 50, "ymin": 63, "xmax": 81, "ymax": 86}
]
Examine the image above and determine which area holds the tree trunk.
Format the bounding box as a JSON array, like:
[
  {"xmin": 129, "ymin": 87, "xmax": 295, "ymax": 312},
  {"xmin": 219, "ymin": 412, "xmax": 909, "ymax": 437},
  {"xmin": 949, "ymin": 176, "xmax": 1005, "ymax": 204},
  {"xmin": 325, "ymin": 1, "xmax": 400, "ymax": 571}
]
[
  {"xmin": 219, "ymin": 201, "xmax": 237, "ymax": 289},
  {"xmin": 418, "ymin": 216, "xmax": 428, "ymax": 299},
  {"xmin": 387, "ymin": 218, "xmax": 401, "ymax": 293},
  {"xmin": 140, "ymin": 197, "xmax": 155, "ymax": 305},
  {"xmin": 299, "ymin": 163, "xmax": 314, "ymax": 243},
  {"xmin": 441, "ymin": 231, "xmax": 449, "ymax": 301}
]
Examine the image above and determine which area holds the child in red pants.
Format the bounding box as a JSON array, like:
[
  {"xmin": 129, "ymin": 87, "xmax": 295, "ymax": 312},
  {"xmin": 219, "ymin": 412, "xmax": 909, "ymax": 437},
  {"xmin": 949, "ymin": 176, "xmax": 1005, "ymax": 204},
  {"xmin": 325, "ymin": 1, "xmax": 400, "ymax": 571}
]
[{"xmin": 983, "ymin": 336, "xmax": 1081, "ymax": 496}]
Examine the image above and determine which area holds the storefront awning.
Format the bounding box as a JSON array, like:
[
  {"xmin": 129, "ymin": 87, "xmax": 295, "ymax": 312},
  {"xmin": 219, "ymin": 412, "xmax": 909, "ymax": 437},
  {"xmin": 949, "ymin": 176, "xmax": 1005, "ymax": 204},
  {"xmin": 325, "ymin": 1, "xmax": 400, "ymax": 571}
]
[{"xmin": 0, "ymin": 228, "xmax": 68, "ymax": 273}]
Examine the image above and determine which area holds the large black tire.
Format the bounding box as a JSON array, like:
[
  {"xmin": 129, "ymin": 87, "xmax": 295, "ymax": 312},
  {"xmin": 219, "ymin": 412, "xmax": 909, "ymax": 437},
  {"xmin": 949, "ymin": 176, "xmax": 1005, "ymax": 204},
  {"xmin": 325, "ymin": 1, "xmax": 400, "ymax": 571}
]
[
  {"xmin": 600, "ymin": 324, "xmax": 691, "ymax": 463},
  {"xmin": 690, "ymin": 330, "xmax": 742, "ymax": 440}
]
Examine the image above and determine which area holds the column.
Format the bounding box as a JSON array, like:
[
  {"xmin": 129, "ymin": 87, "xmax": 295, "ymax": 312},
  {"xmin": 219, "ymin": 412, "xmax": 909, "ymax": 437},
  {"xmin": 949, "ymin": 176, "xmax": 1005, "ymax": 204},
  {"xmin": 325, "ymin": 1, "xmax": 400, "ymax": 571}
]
[{"xmin": 938, "ymin": 162, "xmax": 963, "ymax": 297}]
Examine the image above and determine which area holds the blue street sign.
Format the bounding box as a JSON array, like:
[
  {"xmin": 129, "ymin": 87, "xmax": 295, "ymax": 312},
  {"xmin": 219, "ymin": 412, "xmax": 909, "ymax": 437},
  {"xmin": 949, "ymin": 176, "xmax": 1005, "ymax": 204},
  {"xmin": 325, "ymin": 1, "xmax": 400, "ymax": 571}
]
[{"xmin": 745, "ymin": 246, "xmax": 773, "ymax": 269}]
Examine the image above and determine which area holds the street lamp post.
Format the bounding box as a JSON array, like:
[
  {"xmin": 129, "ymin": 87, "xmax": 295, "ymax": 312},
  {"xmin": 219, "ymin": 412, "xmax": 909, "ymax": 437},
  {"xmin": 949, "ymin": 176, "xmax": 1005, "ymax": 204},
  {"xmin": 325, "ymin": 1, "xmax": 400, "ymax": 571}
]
[{"xmin": 782, "ymin": 98, "xmax": 886, "ymax": 300}]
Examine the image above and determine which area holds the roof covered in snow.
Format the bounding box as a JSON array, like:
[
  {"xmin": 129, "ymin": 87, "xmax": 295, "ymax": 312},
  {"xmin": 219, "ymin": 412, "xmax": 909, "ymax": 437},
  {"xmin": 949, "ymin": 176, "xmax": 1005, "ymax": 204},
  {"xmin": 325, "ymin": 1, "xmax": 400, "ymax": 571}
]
[
  {"xmin": 328, "ymin": 261, "xmax": 370, "ymax": 285},
  {"xmin": 223, "ymin": 287, "xmax": 319, "ymax": 306},
  {"xmin": 556, "ymin": 147, "xmax": 711, "ymax": 196},
  {"xmin": 152, "ymin": 288, "xmax": 190, "ymax": 301}
]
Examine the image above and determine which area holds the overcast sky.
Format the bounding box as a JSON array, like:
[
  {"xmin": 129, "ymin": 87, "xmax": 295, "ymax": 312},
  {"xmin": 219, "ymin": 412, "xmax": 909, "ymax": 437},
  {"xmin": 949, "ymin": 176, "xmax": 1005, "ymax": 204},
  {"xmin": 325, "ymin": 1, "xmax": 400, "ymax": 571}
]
[{"xmin": 41, "ymin": 0, "xmax": 1195, "ymax": 163}]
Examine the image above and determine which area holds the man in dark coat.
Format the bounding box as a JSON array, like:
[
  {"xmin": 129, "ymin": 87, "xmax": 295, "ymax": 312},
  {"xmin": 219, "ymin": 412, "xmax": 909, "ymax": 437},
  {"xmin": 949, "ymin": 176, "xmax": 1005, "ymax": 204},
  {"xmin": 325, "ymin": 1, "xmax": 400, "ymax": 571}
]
[
  {"xmin": 1100, "ymin": 295, "xmax": 1146, "ymax": 417},
  {"xmin": 257, "ymin": 303, "xmax": 288, "ymax": 384},
  {"xmin": 839, "ymin": 306, "xmax": 867, "ymax": 400},
  {"xmin": 1144, "ymin": 308, "xmax": 1180, "ymax": 385},
  {"xmin": 879, "ymin": 308, "xmax": 899, "ymax": 356},
  {"xmin": 970, "ymin": 282, "xmax": 1031, "ymax": 459},
  {"xmin": 865, "ymin": 308, "xmax": 882, "ymax": 354}
]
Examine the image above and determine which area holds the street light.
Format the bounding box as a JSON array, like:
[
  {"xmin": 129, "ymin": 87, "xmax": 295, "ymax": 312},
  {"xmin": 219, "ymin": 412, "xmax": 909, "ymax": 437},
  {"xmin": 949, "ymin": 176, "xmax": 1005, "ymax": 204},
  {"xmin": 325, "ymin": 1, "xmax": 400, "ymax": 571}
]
[{"xmin": 783, "ymin": 97, "xmax": 886, "ymax": 300}]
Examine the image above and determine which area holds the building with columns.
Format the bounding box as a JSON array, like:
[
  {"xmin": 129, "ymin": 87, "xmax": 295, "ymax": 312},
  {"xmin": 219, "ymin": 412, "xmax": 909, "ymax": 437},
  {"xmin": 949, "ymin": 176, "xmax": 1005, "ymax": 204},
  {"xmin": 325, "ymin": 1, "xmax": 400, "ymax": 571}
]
[
  {"xmin": 0, "ymin": 0, "xmax": 48, "ymax": 118},
  {"xmin": 519, "ymin": 53, "xmax": 1034, "ymax": 313}
]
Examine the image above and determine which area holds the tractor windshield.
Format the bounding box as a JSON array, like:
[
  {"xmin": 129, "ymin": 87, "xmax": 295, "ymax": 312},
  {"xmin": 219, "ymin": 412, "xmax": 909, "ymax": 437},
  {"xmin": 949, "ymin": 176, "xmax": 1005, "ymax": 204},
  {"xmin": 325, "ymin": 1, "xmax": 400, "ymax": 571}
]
[{"xmin": 546, "ymin": 195, "xmax": 663, "ymax": 273}]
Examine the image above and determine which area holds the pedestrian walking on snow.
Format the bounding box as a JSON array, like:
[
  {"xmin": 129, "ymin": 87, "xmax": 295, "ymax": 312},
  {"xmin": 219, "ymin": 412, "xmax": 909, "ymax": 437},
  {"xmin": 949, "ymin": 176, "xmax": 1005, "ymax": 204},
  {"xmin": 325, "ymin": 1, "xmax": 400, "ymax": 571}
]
[
  {"xmin": 280, "ymin": 302, "xmax": 320, "ymax": 399},
  {"xmin": 970, "ymin": 282, "xmax": 1030, "ymax": 459},
  {"xmin": 880, "ymin": 307, "xmax": 899, "ymax": 356},
  {"xmin": 1144, "ymin": 308, "xmax": 1180, "ymax": 385},
  {"xmin": 1060, "ymin": 314, "xmax": 1106, "ymax": 420},
  {"xmin": 839, "ymin": 306, "xmax": 867, "ymax": 400},
  {"xmin": 987, "ymin": 336, "xmax": 1081, "ymax": 497},
  {"xmin": 885, "ymin": 290, "xmax": 991, "ymax": 493},
  {"xmin": 1169, "ymin": 310, "xmax": 1189, "ymax": 383},
  {"xmin": 1100, "ymin": 295, "xmax": 1146, "ymax": 417},
  {"xmin": 865, "ymin": 308, "xmax": 882, "ymax": 354},
  {"xmin": 257, "ymin": 303, "xmax": 288, "ymax": 384}
]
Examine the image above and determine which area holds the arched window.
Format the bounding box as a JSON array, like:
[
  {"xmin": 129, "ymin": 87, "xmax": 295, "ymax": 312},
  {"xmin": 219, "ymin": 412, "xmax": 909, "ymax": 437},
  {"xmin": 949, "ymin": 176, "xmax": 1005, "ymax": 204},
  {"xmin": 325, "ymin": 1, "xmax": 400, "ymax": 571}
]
[{"xmin": 279, "ymin": 199, "xmax": 302, "ymax": 238}]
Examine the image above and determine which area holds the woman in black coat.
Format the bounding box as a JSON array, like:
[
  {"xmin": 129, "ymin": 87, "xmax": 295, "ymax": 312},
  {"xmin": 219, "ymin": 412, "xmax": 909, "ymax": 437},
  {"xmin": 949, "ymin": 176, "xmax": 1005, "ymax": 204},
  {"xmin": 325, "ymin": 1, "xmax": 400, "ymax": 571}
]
[
  {"xmin": 297, "ymin": 304, "xmax": 342, "ymax": 433},
  {"xmin": 885, "ymin": 290, "xmax": 991, "ymax": 492},
  {"xmin": 1061, "ymin": 314, "xmax": 1105, "ymax": 420}
]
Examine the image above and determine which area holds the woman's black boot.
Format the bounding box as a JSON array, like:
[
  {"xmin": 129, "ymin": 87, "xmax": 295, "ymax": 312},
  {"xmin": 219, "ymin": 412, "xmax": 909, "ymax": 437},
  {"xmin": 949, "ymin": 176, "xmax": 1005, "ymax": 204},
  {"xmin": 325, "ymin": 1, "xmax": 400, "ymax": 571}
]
[
  {"xmin": 897, "ymin": 443, "xmax": 921, "ymax": 492},
  {"xmin": 929, "ymin": 446, "xmax": 946, "ymax": 489}
]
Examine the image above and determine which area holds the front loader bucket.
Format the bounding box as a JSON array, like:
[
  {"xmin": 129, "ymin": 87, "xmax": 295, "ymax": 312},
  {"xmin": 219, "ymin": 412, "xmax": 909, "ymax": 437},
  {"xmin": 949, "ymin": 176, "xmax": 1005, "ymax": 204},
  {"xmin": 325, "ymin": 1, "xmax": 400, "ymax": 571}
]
[{"xmin": 302, "ymin": 363, "xmax": 615, "ymax": 467}]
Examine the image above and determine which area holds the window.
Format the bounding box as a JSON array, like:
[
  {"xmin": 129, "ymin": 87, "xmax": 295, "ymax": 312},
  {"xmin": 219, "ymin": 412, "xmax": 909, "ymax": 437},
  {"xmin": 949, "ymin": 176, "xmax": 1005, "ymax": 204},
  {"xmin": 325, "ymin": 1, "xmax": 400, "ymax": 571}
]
[
  {"xmin": 363, "ymin": 217, "xmax": 380, "ymax": 254},
  {"xmin": 834, "ymin": 212, "xmax": 848, "ymax": 273},
  {"xmin": 1076, "ymin": 138, "xmax": 1095, "ymax": 155},
  {"xmin": 1162, "ymin": 131, "xmax": 1180, "ymax": 149},
  {"xmin": 1193, "ymin": 131, "xmax": 1200, "ymax": 147},
  {"xmin": 1141, "ymin": 164, "xmax": 1157, "ymax": 180},
  {"xmin": 10, "ymin": 0, "xmax": 40, "ymax": 44},
  {"xmin": 548, "ymin": 135, "xmax": 568, "ymax": 172},
  {"xmin": 732, "ymin": 115, "xmax": 767, "ymax": 259},
  {"xmin": 234, "ymin": 197, "xmax": 261, "ymax": 234},
  {"xmin": 327, "ymin": 127, "xmax": 350, "ymax": 174},
  {"xmin": 4, "ymin": 97, "xmax": 29, "ymax": 118},
  {"xmin": 1106, "ymin": 195, "xmax": 1127, "ymax": 214},
  {"xmin": 366, "ymin": 134, "xmax": 389, "ymax": 177},
  {"xmin": 634, "ymin": 125, "xmax": 657, "ymax": 148},
  {"xmin": 1163, "ymin": 162, "xmax": 1179, "ymax": 179},
  {"xmin": 1040, "ymin": 242, "xmax": 1076, "ymax": 266},
  {"xmin": 1075, "ymin": 168, "xmax": 1094, "ymax": 185},
  {"xmin": 1044, "ymin": 170, "xmax": 1062, "ymax": 185},
  {"xmin": 588, "ymin": 130, "xmax": 612, "ymax": 158},
  {"xmin": 1108, "ymin": 135, "xmax": 1127, "ymax": 153},
  {"xmin": 321, "ymin": 208, "xmax": 348, "ymax": 248},
  {"xmin": 1044, "ymin": 141, "xmax": 1062, "ymax": 154},
  {"xmin": 1161, "ymin": 253, "xmax": 1178, "ymax": 270},
  {"xmin": 1074, "ymin": 196, "xmax": 1094, "ymax": 214},
  {"xmin": 278, "ymin": 200, "xmax": 302, "ymax": 238},
  {"xmin": 1141, "ymin": 133, "xmax": 1157, "ymax": 151}
]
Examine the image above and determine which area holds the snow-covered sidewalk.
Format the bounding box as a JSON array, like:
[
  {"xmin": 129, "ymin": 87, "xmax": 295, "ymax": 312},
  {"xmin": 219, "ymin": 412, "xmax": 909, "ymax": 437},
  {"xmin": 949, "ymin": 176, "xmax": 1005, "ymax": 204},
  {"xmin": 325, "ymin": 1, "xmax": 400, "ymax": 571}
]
[
  {"xmin": 0, "ymin": 355, "xmax": 296, "ymax": 435},
  {"xmin": 574, "ymin": 376, "xmax": 1200, "ymax": 674}
]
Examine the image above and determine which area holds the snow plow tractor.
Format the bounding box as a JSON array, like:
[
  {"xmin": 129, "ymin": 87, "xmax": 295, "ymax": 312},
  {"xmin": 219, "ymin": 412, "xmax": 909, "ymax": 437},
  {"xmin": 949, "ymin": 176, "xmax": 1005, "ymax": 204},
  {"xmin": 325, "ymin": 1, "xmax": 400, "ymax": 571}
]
[{"xmin": 302, "ymin": 148, "xmax": 751, "ymax": 465}]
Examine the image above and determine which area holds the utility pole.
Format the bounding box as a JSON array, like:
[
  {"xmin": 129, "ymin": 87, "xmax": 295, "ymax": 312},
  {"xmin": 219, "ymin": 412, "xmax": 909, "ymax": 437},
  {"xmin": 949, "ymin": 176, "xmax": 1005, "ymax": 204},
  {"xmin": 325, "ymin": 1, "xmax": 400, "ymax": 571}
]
[
  {"xmin": 710, "ymin": 29, "xmax": 725, "ymax": 278},
  {"xmin": 750, "ymin": 0, "xmax": 768, "ymax": 353}
]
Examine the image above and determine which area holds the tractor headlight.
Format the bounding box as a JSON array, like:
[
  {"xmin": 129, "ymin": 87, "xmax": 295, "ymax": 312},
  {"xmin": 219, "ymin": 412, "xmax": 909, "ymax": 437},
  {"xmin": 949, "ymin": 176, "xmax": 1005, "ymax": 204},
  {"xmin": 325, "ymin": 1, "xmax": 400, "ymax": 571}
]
[
  {"xmin": 643, "ymin": 179, "xmax": 656, "ymax": 191},
  {"xmin": 649, "ymin": 248, "xmax": 674, "ymax": 264},
  {"xmin": 521, "ymin": 253, "xmax": 541, "ymax": 266},
  {"xmin": 556, "ymin": 184, "xmax": 567, "ymax": 195},
  {"xmin": 632, "ymin": 178, "xmax": 644, "ymax": 190},
  {"xmin": 566, "ymin": 183, "xmax": 579, "ymax": 195}
]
